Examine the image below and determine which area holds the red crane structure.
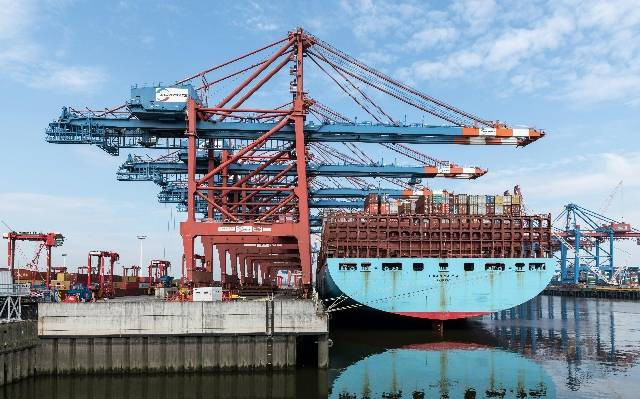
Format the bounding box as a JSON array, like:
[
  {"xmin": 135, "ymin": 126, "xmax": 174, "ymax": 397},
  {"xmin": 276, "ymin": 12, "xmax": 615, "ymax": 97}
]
[
  {"xmin": 176, "ymin": 28, "xmax": 543, "ymax": 294},
  {"xmin": 45, "ymin": 28, "xmax": 544, "ymax": 293},
  {"xmin": 123, "ymin": 265, "xmax": 141, "ymax": 279},
  {"xmin": 4, "ymin": 231, "xmax": 64, "ymax": 289},
  {"xmin": 86, "ymin": 251, "xmax": 119, "ymax": 298},
  {"xmin": 148, "ymin": 260, "xmax": 171, "ymax": 283}
]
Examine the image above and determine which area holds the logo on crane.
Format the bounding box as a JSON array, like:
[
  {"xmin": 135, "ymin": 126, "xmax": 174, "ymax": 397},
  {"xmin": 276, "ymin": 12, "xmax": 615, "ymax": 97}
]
[{"xmin": 155, "ymin": 87, "xmax": 188, "ymax": 102}]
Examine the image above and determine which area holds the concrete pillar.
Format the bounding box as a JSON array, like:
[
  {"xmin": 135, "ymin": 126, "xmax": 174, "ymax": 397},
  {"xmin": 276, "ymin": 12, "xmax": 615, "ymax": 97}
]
[
  {"xmin": 253, "ymin": 336, "xmax": 268, "ymax": 368},
  {"xmin": 111, "ymin": 337, "xmax": 129, "ymax": 372},
  {"xmin": 286, "ymin": 335, "xmax": 297, "ymax": 367},
  {"xmin": 57, "ymin": 338, "xmax": 74, "ymax": 374},
  {"xmin": 147, "ymin": 336, "xmax": 166, "ymax": 372},
  {"xmin": 0, "ymin": 353, "xmax": 5, "ymax": 385},
  {"xmin": 5, "ymin": 351, "xmax": 14, "ymax": 383},
  {"xmin": 201, "ymin": 335, "xmax": 219, "ymax": 370},
  {"xmin": 165, "ymin": 336, "xmax": 184, "ymax": 372},
  {"xmin": 271, "ymin": 335, "xmax": 288, "ymax": 368},
  {"xmin": 317, "ymin": 334, "xmax": 329, "ymax": 368},
  {"xmin": 219, "ymin": 336, "xmax": 236, "ymax": 369},
  {"xmin": 93, "ymin": 337, "xmax": 110, "ymax": 373},
  {"xmin": 183, "ymin": 336, "xmax": 201, "ymax": 371},
  {"xmin": 129, "ymin": 336, "xmax": 145, "ymax": 372},
  {"xmin": 73, "ymin": 337, "xmax": 90, "ymax": 374}
]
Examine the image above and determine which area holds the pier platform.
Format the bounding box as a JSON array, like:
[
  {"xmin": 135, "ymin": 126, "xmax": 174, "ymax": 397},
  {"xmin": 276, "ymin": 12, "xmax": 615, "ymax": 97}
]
[{"xmin": 36, "ymin": 298, "xmax": 329, "ymax": 375}]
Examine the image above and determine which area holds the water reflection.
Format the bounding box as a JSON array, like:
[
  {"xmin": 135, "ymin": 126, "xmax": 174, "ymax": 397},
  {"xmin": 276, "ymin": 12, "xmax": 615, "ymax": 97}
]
[
  {"xmin": 480, "ymin": 295, "xmax": 640, "ymax": 397},
  {"xmin": 0, "ymin": 371, "xmax": 329, "ymax": 399},
  {"xmin": 330, "ymin": 343, "xmax": 554, "ymax": 398}
]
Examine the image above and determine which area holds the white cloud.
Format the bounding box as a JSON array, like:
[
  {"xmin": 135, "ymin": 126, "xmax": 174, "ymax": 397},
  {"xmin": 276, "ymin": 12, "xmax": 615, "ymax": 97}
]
[
  {"xmin": 233, "ymin": 1, "xmax": 282, "ymax": 33},
  {"xmin": 391, "ymin": 0, "xmax": 640, "ymax": 105},
  {"xmin": 0, "ymin": 0, "xmax": 107, "ymax": 92},
  {"xmin": 451, "ymin": 0, "xmax": 497, "ymax": 33},
  {"xmin": 467, "ymin": 152, "xmax": 640, "ymax": 216},
  {"xmin": 359, "ymin": 51, "xmax": 396, "ymax": 65},
  {"xmin": 338, "ymin": 0, "xmax": 442, "ymax": 44},
  {"xmin": 405, "ymin": 27, "xmax": 458, "ymax": 52}
]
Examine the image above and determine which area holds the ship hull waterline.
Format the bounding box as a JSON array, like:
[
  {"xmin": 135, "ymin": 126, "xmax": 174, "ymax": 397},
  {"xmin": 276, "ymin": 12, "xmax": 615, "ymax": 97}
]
[{"xmin": 317, "ymin": 257, "xmax": 555, "ymax": 320}]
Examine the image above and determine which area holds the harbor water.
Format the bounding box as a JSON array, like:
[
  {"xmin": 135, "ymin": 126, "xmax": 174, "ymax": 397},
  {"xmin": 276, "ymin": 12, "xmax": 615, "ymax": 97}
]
[{"xmin": 2, "ymin": 295, "xmax": 639, "ymax": 398}]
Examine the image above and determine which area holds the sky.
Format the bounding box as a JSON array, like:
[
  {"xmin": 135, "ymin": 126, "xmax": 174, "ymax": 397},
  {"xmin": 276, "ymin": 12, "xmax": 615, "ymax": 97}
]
[{"xmin": 1, "ymin": 0, "xmax": 639, "ymax": 274}]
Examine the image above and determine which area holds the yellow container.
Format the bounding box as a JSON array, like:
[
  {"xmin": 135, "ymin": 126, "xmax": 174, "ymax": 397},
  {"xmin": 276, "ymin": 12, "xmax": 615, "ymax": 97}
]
[
  {"xmin": 51, "ymin": 281, "xmax": 71, "ymax": 290},
  {"xmin": 496, "ymin": 195, "xmax": 503, "ymax": 205},
  {"xmin": 512, "ymin": 195, "xmax": 521, "ymax": 205}
]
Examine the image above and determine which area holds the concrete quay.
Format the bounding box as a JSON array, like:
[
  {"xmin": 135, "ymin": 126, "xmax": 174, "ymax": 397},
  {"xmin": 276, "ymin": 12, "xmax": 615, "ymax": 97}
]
[
  {"xmin": 543, "ymin": 286, "xmax": 640, "ymax": 300},
  {"xmin": 0, "ymin": 321, "xmax": 38, "ymax": 385},
  {"xmin": 36, "ymin": 298, "xmax": 329, "ymax": 374}
]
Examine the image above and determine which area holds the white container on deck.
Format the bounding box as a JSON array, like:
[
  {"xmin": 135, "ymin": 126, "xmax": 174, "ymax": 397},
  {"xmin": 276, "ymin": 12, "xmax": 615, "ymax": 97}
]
[{"xmin": 193, "ymin": 286, "xmax": 223, "ymax": 302}]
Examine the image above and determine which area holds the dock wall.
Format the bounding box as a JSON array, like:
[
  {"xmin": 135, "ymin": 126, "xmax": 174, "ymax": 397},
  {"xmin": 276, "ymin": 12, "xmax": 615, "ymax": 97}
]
[
  {"xmin": 35, "ymin": 299, "xmax": 329, "ymax": 374},
  {"xmin": 0, "ymin": 321, "xmax": 38, "ymax": 385},
  {"xmin": 544, "ymin": 286, "xmax": 640, "ymax": 300},
  {"xmin": 38, "ymin": 300, "xmax": 327, "ymax": 336}
]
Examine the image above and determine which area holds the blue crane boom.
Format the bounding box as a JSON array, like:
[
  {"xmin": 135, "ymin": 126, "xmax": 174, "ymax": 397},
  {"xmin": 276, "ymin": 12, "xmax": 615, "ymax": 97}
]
[
  {"xmin": 159, "ymin": 185, "xmax": 411, "ymax": 200},
  {"xmin": 46, "ymin": 86, "xmax": 543, "ymax": 156},
  {"xmin": 116, "ymin": 159, "xmax": 485, "ymax": 181}
]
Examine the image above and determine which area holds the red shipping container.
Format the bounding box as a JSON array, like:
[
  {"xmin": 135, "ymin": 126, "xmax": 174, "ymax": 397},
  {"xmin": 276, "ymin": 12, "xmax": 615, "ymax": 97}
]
[{"xmin": 379, "ymin": 203, "xmax": 390, "ymax": 215}]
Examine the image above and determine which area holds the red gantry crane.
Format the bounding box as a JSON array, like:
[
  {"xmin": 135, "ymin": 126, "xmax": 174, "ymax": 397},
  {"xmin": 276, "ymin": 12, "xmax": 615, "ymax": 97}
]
[
  {"xmin": 4, "ymin": 231, "xmax": 64, "ymax": 289},
  {"xmin": 86, "ymin": 250, "xmax": 119, "ymax": 299}
]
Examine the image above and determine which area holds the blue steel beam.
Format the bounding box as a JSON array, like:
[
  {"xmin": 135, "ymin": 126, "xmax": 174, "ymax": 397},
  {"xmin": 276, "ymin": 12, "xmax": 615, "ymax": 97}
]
[
  {"xmin": 117, "ymin": 160, "xmax": 483, "ymax": 180},
  {"xmin": 159, "ymin": 186, "xmax": 420, "ymax": 201},
  {"xmin": 46, "ymin": 108, "xmax": 541, "ymax": 155}
]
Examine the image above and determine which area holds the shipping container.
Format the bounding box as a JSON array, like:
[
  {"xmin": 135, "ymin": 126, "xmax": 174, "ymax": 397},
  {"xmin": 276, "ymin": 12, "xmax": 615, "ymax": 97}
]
[{"xmin": 193, "ymin": 287, "xmax": 223, "ymax": 302}]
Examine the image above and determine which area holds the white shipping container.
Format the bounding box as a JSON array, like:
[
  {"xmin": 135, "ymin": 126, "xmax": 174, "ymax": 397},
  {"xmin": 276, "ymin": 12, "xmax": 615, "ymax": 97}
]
[
  {"xmin": 389, "ymin": 202, "xmax": 398, "ymax": 214},
  {"xmin": 193, "ymin": 286, "xmax": 223, "ymax": 302}
]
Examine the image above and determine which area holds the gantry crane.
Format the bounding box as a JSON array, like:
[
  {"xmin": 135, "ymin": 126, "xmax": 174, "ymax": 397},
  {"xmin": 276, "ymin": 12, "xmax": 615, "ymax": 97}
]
[
  {"xmin": 86, "ymin": 251, "xmax": 119, "ymax": 299},
  {"xmin": 45, "ymin": 28, "xmax": 545, "ymax": 292},
  {"xmin": 3, "ymin": 231, "xmax": 64, "ymax": 289},
  {"xmin": 554, "ymin": 204, "xmax": 640, "ymax": 285},
  {"xmin": 148, "ymin": 259, "xmax": 171, "ymax": 293}
]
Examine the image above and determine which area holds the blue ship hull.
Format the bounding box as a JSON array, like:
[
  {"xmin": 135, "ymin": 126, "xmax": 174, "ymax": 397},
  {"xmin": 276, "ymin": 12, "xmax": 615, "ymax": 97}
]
[{"xmin": 317, "ymin": 257, "xmax": 555, "ymax": 320}]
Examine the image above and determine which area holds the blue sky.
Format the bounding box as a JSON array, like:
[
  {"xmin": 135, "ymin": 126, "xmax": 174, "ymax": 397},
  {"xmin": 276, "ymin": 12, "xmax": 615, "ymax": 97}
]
[{"xmin": 1, "ymin": 0, "xmax": 638, "ymax": 273}]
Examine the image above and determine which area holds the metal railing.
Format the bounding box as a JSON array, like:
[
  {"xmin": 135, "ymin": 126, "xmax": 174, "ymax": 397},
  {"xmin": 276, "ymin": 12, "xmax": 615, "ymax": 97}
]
[{"xmin": 0, "ymin": 284, "xmax": 31, "ymax": 297}]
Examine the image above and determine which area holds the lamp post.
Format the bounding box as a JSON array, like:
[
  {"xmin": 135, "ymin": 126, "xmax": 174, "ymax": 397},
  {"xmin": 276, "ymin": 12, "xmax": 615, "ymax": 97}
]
[{"xmin": 137, "ymin": 235, "xmax": 147, "ymax": 268}]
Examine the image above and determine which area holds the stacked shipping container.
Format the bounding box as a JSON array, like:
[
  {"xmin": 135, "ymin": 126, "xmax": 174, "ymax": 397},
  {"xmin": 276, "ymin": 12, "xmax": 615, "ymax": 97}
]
[
  {"xmin": 319, "ymin": 212, "xmax": 552, "ymax": 262},
  {"xmin": 364, "ymin": 190, "xmax": 523, "ymax": 217}
]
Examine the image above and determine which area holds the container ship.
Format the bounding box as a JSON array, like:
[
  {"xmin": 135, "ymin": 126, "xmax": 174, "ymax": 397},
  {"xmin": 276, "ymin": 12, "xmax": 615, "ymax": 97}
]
[{"xmin": 316, "ymin": 188, "xmax": 554, "ymax": 320}]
